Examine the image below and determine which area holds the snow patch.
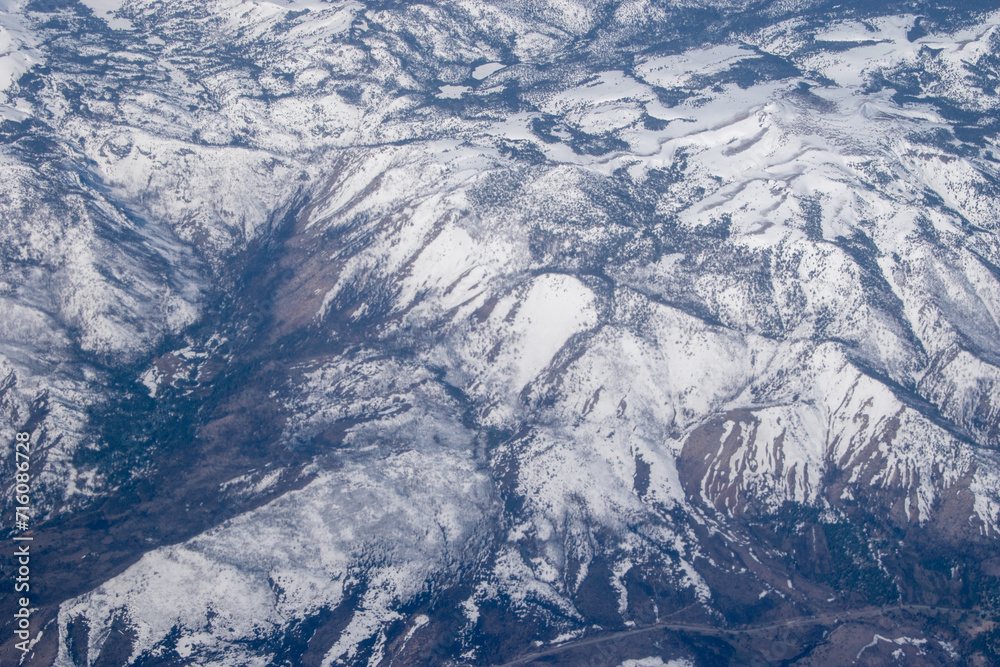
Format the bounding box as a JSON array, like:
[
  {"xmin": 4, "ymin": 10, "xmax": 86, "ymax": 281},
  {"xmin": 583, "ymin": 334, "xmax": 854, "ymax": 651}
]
[
  {"xmin": 472, "ymin": 62, "xmax": 505, "ymax": 79},
  {"xmin": 437, "ymin": 85, "xmax": 471, "ymax": 99}
]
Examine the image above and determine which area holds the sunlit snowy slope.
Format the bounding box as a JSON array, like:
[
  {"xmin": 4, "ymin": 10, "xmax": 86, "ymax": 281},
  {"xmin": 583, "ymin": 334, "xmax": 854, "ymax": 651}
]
[{"xmin": 2, "ymin": 0, "xmax": 1000, "ymax": 664}]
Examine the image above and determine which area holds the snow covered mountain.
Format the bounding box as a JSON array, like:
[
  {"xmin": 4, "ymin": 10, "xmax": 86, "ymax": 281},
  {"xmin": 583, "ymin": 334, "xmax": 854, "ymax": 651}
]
[{"xmin": 2, "ymin": 0, "xmax": 1000, "ymax": 664}]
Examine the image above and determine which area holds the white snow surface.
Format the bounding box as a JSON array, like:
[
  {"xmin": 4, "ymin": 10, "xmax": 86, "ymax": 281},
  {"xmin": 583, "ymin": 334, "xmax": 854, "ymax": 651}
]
[
  {"xmin": 618, "ymin": 659, "xmax": 695, "ymax": 667},
  {"xmin": 58, "ymin": 449, "xmax": 493, "ymax": 666},
  {"xmin": 0, "ymin": 0, "xmax": 991, "ymax": 662},
  {"xmin": 472, "ymin": 61, "xmax": 506, "ymax": 79}
]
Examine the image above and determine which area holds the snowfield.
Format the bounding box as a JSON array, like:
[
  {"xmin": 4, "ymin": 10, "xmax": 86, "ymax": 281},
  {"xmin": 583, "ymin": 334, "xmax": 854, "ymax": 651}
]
[{"xmin": 0, "ymin": 0, "xmax": 999, "ymax": 664}]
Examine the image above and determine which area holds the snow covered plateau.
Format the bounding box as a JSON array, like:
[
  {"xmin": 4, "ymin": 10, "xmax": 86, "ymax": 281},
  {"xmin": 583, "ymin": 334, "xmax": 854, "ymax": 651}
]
[{"xmin": 2, "ymin": 0, "xmax": 1000, "ymax": 664}]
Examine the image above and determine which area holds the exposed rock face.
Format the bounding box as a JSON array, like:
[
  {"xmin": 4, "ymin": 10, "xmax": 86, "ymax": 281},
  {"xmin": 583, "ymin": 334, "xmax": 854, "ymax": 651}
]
[{"xmin": 1, "ymin": 0, "xmax": 1000, "ymax": 664}]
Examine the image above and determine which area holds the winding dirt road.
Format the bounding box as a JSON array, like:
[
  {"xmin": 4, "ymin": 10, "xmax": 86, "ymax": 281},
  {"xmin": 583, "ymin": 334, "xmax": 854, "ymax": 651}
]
[{"xmin": 494, "ymin": 603, "xmax": 961, "ymax": 666}]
